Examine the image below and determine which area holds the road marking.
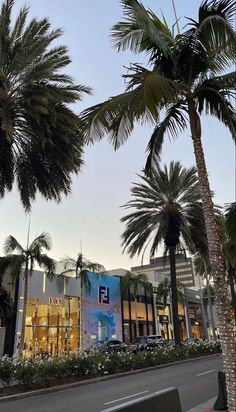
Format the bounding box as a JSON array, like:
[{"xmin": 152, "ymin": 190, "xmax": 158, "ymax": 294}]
[
  {"xmin": 196, "ymin": 369, "xmax": 215, "ymax": 377},
  {"xmin": 104, "ymin": 391, "xmax": 149, "ymax": 405}
]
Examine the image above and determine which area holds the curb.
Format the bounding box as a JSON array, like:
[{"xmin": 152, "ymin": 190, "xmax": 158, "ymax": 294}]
[{"xmin": 0, "ymin": 353, "xmax": 221, "ymax": 404}]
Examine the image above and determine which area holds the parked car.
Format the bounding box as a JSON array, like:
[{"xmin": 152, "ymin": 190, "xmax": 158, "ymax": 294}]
[
  {"xmin": 96, "ymin": 339, "xmax": 128, "ymax": 352},
  {"xmin": 128, "ymin": 336, "xmax": 161, "ymax": 353},
  {"xmin": 164, "ymin": 339, "xmax": 176, "ymax": 347},
  {"xmin": 184, "ymin": 338, "xmax": 202, "ymax": 346},
  {"xmin": 147, "ymin": 334, "xmax": 165, "ymax": 346}
]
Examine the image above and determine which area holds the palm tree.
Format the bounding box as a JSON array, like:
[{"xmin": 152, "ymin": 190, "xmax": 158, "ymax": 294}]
[
  {"xmin": 60, "ymin": 253, "xmax": 105, "ymax": 350},
  {"xmin": 194, "ymin": 252, "xmax": 216, "ymax": 340},
  {"xmin": 0, "ymin": 232, "xmax": 55, "ymax": 355},
  {"xmin": 225, "ymin": 203, "xmax": 236, "ymax": 244},
  {"xmin": 0, "ymin": 280, "xmax": 11, "ymax": 323},
  {"xmin": 156, "ymin": 278, "xmax": 185, "ymax": 306},
  {"xmin": 0, "ymin": 0, "xmax": 91, "ymax": 210},
  {"xmin": 156, "ymin": 278, "xmax": 188, "ymax": 340},
  {"xmin": 217, "ymin": 212, "xmax": 236, "ymax": 323},
  {"xmin": 80, "ymin": 1, "xmax": 236, "ymax": 403},
  {"xmin": 121, "ymin": 162, "xmax": 205, "ymax": 344},
  {"xmin": 121, "ymin": 270, "xmax": 151, "ymax": 338}
]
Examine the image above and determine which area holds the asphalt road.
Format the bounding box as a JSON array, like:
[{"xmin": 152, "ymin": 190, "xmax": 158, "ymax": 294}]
[{"xmin": 0, "ymin": 356, "xmax": 222, "ymax": 412}]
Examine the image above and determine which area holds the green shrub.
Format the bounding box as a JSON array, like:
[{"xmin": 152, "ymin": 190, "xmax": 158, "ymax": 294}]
[{"xmin": 0, "ymin": 356, "xmax": 14, "ymax": 388}]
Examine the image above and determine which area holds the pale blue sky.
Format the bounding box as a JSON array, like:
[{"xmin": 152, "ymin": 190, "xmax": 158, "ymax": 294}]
[{"xmin": 0, "ymin": 0, "xmax": 235, "ymax": 270}]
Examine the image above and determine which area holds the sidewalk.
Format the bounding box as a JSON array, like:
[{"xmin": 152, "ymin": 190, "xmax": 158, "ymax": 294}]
[{"xmin": 187, "ymin": 396, "xmax": 228, "ymax": 412}]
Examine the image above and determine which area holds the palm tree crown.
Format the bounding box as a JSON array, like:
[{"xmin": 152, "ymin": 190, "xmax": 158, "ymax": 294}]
[
  {"xmin": 121, "ymin": 270, "xmax": 151, "ymax": 297},
  {"xmin": 80, "ymin": 0, "xmax": 236, "ymax": 173},
  {"xmin": 60, "ymin": 253, "xmax": 105, "ymax": 293},
  {"xmin": 0, "ymin": 0, "xmax": 91, "ymax": 210},
  {"xmin": 121, "ymin": 161, "xmax": 204, "ymax": 257}
]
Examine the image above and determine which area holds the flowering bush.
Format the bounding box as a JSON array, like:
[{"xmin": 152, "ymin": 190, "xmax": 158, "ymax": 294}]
[{"xmin": 0, "ymin": 341, "xmax": 221, "ymax": 392}]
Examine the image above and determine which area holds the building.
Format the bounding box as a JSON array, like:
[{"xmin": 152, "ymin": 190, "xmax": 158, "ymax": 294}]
[
  {"xmin": 0, "ymin": 266, "xmax": 206, "ymax": 357},
  {"xmin": 132, "ymin": 253, "xmax": 197, "ymax": 287}
]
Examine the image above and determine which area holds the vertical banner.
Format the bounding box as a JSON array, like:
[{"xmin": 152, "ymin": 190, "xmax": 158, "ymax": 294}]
[{"xmin": 83, "ymin": 273, "xmax": 122, "ymax": 348}]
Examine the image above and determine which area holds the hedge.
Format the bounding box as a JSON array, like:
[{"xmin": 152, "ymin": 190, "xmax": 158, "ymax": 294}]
[{"xmin": 0, "ymin": 341, "xmax": 221, "ymax": 391}]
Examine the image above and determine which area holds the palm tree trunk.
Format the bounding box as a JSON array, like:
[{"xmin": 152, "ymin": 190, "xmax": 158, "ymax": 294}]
[
  {"xmin": 20, "ymin": 264, "xmax": 29, "ymax": 357},
  {"xmin": 228, "ymin": 268, "xmax": 236, "ymax": 324},
  {"xmin": 169, "ymin": 246, "xmax": 181, "ymax": 345},
  {"xmin": 205, "ymin": 273, "xmax": 216, "ymax": 341},
  {"xmin": 188, "ymin": 101, "xmax": 236, "ymax": 411},
  {"xmin": 134, "ymin": 297, "xmax": 139, "ymax": 337},
  {"xmin": 197, "ymin": 272, "xmax": 208, "ymax": 340}
]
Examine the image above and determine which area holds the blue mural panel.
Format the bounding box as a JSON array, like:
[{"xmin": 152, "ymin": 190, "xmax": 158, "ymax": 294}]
[{"xmin": 83, "ymin": 273, "xmax": 122, "ymax": 348}]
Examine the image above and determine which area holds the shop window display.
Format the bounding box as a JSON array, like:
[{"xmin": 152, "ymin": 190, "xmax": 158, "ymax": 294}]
[{"xmin": 24, "ymin": 296, "xmax": 79, "ymax": 357}]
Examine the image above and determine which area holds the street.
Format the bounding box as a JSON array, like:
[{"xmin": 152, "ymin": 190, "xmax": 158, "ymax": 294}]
[{"xmin": 0, "ymin": 356, "xmax": 222, "ymax": 412}]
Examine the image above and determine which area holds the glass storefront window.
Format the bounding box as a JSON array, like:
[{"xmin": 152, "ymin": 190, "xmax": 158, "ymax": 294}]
[{"xmin": 24, "ymin": 296, "xmax": 79, "ymax": 358}]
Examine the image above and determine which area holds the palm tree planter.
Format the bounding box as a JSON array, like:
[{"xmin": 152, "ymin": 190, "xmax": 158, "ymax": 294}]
[
  {"xmin": 121, "ymin": 162, "xmax": 206, "ymax": 345},
  {"xmin": 0, "ymin": 233, "xmax": 55, "ymax": 356},
  {"xmin": 60, "ymin": 253, "xmax": 105, "ymax": 350},
  {"xmin": 80, "ymin": 1, "xmax": 236, "ymax": 406}
]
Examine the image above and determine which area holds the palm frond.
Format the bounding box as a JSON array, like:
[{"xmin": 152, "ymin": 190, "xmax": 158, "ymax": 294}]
[
  {"xmin": 111, "ymin": 0, "xmax": 172, "ymax": 57},
  {"xmin": 224, "ymin": 202, "xmax": 236, "ymax": 244},
  {"xmin": 145, "ymin": 103, "xmax": 188, "ymax": 174},
  {"xmin": 0, "ymin": 254, "xmax": 25, "ymax": 280},
  {"xmin": 195, "ymin": 86, "xmax": 236, "ymax": 142},
  {"xmin": 3, "ymin": 235, "xmax": 24, "ymax": 254},
  {"xmin": 35, "ymin": 254, "xmax": 55, "ymax": 278},
  {"xmin": 29, "ymin": 232, "xmax": 52, "ymax": 252}
]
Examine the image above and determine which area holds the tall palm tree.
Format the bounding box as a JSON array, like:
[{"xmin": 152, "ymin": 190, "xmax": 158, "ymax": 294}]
[
  {"xmin": 0, "ymin": 232, "xmax": 55, "ymax": 355},
  {"xmin": 0, "ymin": 0, "xmax": 91, "ymax": 210},
  {"xmin": 121, "ymin": 162, "xmax": 205, "ymax": 344},
  {"xmin": 80, "ymin": 1, "xmax": 236, "ymax": 403},
  {"xmin": 60, "ymin": 253, "xmax": 105, "ymax": 350},
  {"xmin": 121, "ymin": 270, "xmax": 151, "ymax": 338}
]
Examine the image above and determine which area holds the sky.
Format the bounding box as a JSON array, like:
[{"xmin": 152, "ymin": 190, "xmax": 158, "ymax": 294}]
[{"xmin": 0, "ymin": 0, "xmax": 235, "ymax": 271}]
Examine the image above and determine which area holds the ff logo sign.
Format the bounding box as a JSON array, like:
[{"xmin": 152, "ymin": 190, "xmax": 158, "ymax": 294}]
[{"xmin": 98, "ymin": 285, "xmax": 110, "ymax": 304}]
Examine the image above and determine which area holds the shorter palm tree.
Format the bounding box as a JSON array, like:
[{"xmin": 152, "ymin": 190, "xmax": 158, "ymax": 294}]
[
  {"xmin": 155, "ymin": 277, "xmax": 186, "ymax": 340},
  {"xmin": 0, "ymin": 232, "xmax": 55, "ymax": 355},
  {"xmin": 121, "ymin": 161, "xmax": 205, "ymax": 344},
  {"xmin": 218, "ymin": 211, "xmax": 236, "ymax": 323},
  {"xmin": 121, "ymin": 271, "xmax": 151, "ymax": 338},
  {"xmin": 156, "ymin": 278, "xmax": 185, "ymax": 306},
  {"xmin": 60, "ymin": 253, "xmax": 105, "ymax": 350},
  {"xmin": 0, "ymin": 279, "xmax": 11, "ymax": 324}
]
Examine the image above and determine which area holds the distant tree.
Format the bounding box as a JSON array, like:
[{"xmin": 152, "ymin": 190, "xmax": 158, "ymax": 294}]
[
  {"xmin": 0, "ymin": 0, "xmax": 91, "ymax": 210},
  {"xmin": 156, "ymin": 278, "xmax": 185, "ymax": 306},
  {"xmin": 60, "ymin": 253, "xmax": 105, "ymax": 349},
  {"xmin": 0, "ymin": 232, "xmax": 55, "ymax": 355}
]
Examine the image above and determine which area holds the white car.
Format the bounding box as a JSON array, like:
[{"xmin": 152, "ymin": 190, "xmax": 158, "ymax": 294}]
[{"xmin": 147, "ymin": 334, "xmax": 165, "ymax": 345}]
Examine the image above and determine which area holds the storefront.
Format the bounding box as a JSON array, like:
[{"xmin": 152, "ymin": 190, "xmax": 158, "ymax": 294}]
[
  {"xmin": 24, "ymin": 296, "xmax": 79, "ymax": 357},
  {"xmin": 156, "ymin": 304, "xmax": 172, "ymax": 340},
  {"xmin": 14, "ymin": 270, "xmax": 123, "ymax": 356},
  {"xmin": 14, "ymin": 270, "xmax": 81, "ymax": 357},
  {"xmin": 122, "ymin": 285, "xmax": 155, "ymax": 343}
]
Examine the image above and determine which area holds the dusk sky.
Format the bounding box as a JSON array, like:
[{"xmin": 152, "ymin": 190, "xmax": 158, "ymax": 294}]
[{"xmin": 0, "ymin": 0, "xmax": 235, "ymax": 271}]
